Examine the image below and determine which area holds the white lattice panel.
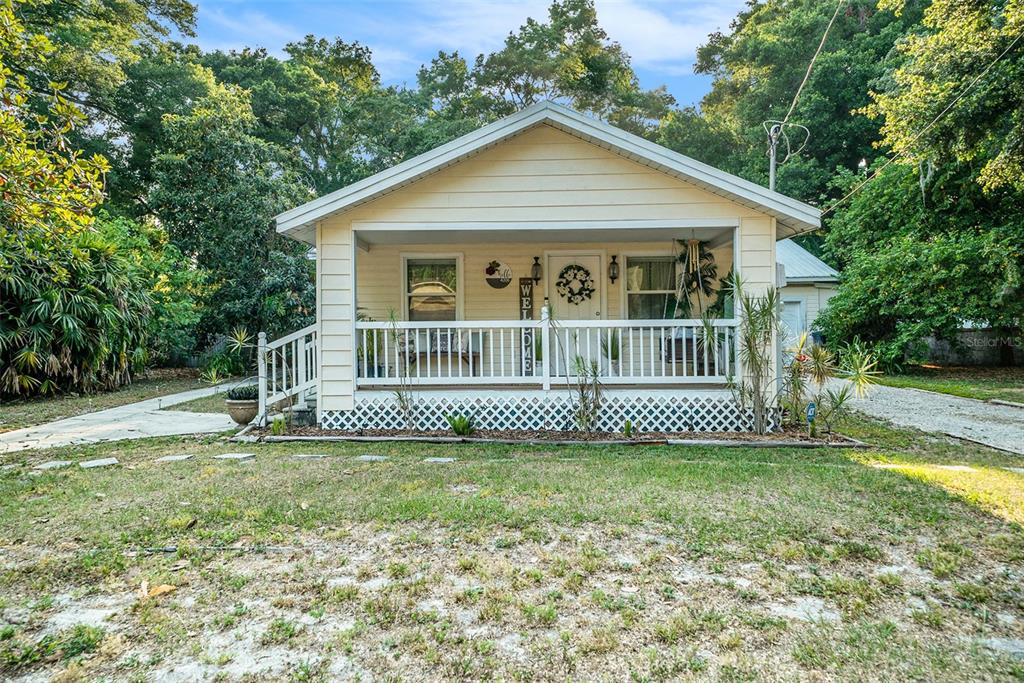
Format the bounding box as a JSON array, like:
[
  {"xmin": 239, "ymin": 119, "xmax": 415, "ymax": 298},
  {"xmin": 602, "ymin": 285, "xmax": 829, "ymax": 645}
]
[{"xmin": 321, "ymin": 393, "xmax": 774, "ymax": 433}]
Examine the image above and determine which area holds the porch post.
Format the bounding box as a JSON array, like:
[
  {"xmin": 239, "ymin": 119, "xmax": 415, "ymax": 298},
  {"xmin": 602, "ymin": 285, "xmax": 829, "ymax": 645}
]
[
  {"xmin": 257, "ymin": 331, "xmax": 268, "ymax": 426},
  {"xmin": 296, "ymin": 333, "xmax": 308, "ymax": 410},
  {"xmin": 541, "ymin": 300, "xmax": 551, "ymax": 391}
]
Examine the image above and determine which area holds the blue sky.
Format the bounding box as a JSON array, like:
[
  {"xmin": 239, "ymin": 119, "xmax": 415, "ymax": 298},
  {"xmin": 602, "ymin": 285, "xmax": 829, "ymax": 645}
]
[{"xmin": 188, "ymin": 0, "xmax": 746, "ymax": 107}]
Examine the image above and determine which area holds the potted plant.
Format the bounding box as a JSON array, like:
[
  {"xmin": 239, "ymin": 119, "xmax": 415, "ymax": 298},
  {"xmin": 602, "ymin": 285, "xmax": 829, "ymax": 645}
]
[{"xmin": 225, "ymin": 383, "xmax": 260, "ymax": 425}]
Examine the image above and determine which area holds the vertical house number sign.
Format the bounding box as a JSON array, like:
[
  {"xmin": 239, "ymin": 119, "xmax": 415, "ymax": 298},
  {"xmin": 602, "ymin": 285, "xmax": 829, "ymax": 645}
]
[{"xmin": 519, "ymin": 278, "xmax": 534, "ymax": 375}]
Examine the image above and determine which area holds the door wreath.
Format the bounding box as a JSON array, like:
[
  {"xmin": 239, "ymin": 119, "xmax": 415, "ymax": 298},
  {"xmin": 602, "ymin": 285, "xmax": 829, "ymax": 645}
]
[{"xmin": 555, "ymin": 263, "xmax": 595, "ymax": 305}]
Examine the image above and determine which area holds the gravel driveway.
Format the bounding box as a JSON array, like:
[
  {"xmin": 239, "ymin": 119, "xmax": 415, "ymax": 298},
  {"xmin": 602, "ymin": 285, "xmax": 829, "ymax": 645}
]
[{"xmin": 846, "ymin": 382, "xmax": 1024, "ymax": 455}]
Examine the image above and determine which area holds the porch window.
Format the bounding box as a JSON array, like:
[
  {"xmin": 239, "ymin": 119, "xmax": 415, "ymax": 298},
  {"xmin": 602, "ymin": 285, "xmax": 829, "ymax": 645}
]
[
  {"xmin": 406, "ymin": 258, "xmax": 458, "ymax": 321},
  {"xmin": 625, "ymin": 257, "xmax": 677, "ymax": 319}
]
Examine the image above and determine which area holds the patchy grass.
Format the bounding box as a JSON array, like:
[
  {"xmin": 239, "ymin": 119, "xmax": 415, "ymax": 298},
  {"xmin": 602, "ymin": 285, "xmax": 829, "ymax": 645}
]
[
  {"xmin": 0, "ymin": 416, "xmax": 1021, "ymax": 680},
  {"xmin": 874, "ymin": 365, "xmax": 1024, "ymax": 403},
  {"xmin": 0, "ymin": 369, "xmax": 211, "ymax": 432}
]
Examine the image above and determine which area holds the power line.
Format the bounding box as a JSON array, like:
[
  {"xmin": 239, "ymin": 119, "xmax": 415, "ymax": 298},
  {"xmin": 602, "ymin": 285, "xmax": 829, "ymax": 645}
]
[
  {"xmin": 767, "ymin": 0, "xmax": 846, "ymax": 190},
  {"xmin": 783, "ymin": 0, "xmax": 846, "ymax": 126},
  {"xmin": 822, "ymin": 27, "xmax": 1024, "ymax": 219}
]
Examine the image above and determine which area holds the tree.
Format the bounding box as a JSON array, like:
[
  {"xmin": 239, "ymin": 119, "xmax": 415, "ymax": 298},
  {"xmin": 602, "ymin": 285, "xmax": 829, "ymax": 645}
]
[
  {"xmin": 202, "ymin": 37, "xmax": 378, "ymax": 195},
  {"xmin": 473, "ymin": 0, "xmax": 674, "ymax": 135},
  {"xmin": 866, "ymin": 0, "xmax": 1024, "ymax": 193},
  {"xmin": 97, "ymin": 212, "xmax": 207, "ymax": 366},
  {"xmin": 818, "ymin": 163, "xmax": 1024, "ymax": 368},
  {"xmin": 688, "ymin": 0, "xmax": 926, "ymax": 201},
  {"xmin": 150, "ymin": 82, "xmax": 314, "ymax": 340},
  {"xmin": 0, "ymin": 0, "xmax": 151, "ymax": 395}
]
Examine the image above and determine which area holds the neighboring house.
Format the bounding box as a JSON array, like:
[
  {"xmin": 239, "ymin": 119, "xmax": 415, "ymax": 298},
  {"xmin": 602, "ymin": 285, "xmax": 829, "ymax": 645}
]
[
  {"xmin": 265, "ymin": 101, "xmax": 820, "ymax": 432},
  {"xmin": 776, "ymin": 239, "xmax": 839, "ymax": 347}
]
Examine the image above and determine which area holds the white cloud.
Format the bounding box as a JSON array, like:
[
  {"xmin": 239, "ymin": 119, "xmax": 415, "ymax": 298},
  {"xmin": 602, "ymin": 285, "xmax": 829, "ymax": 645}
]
[
  {"xmin": 197, "ymin": 7, "xmax": 303, "ymax": 54},
  {"xmin": 593, "ymin": 0, "xmax": 742, "ymax": 73}
]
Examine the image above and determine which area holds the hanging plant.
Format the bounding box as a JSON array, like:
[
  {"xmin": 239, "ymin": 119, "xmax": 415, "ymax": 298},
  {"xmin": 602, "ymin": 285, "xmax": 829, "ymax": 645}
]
[
  {"xmin": 675, "ymin": 239, "xmax": 718, "ymax": 317},
  {"xmin": 555, "ymin": 264, "xmax": 595, "ymax": 305}
]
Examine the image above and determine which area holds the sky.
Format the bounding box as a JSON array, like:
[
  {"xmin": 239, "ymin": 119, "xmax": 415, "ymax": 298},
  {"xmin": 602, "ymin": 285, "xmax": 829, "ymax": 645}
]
[{"xmin": 187, "ymin": 0, "xmax": 747, "ymax": 107}]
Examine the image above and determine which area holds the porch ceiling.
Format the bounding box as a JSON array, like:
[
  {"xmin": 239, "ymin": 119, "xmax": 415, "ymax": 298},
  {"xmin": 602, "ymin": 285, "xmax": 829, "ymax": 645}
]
[{"xmin": 354, "ymin": 224, "xmax": 733, "ymax": 248}]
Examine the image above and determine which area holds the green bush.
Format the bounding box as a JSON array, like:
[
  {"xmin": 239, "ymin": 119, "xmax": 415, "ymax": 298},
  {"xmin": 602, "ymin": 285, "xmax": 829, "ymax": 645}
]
[
  {"xmin": 446, "ymin": 413, "xmax": 476, "ymax": 436},
  {"xmin": 0, "ymin": 230, "xmax": 151, "ymax": 397},
  {"xmin": 97, "ymin": 213, "xmax": 207, "ymax": 366}
]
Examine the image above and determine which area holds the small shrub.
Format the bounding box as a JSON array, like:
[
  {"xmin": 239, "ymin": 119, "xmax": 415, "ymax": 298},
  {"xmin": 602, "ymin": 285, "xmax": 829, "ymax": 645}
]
[
  {"xmin": 270, "ymin": 416, "xmax": 287, "ymax": 436},
  {"xmin": 445, "ymin": 413, "xmax": 476, "ymax": 436},
  {"xmin": 622, "ymin": 419, "xmax": 634, "ymax": 438}
]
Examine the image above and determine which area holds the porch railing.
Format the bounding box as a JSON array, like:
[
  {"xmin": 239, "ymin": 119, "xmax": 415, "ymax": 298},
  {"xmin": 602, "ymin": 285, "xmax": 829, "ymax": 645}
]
[
  {"xmin": 257, "ymin": 322, "xmax": 318, "ymax": 423},
  {"xmin": 355, "ymin": 311, "xmax": 738, "ymax": 388}
]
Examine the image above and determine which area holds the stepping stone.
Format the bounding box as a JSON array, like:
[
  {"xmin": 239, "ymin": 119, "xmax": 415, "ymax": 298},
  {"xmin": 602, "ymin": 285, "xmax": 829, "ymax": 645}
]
[
  {"xmin": 1003, "ymin": 467, "xmax": 1024, "ymax": 475},
  {"xmin": 80, "ymin": 458, "xmax": 119, "ymax": 469},
  {"xmin": 354, "ymin": 455, "xmax": 388, "ymax": 462},
  {"xmin": 213, "ymin": 453, "xmax": 255, "ymax": 461},
  {"xmin": 292, "ymin": 453, "xmax": 330, "ymax": 459},
  {"xmin": 423, "ymin": 457, "xmax": 456, "ymax": 463},
  {"xmin": 979, "ymin": 637, "xmax": 1024, "ymax": 660},
  {"xmin": 34, "ymin": 460, "xmax": 72, "ymax": 471},
  {"xmin": 156, "ymin": 454, "xmax": 194, "ymax": 463}
]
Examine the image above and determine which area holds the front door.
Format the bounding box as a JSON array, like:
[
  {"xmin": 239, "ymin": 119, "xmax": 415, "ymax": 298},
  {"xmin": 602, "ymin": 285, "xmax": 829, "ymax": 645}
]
[
  {"xmin": 546, "ymin": 253, "xmax": 603, "ymax": 376},
  {"xmin": 546, "ymin": 254, "xmax": 603, "ymax": 321}
]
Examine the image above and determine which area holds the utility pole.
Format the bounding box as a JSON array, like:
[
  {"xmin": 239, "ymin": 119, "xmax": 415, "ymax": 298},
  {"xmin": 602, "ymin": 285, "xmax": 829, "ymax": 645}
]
[{"xmin": 767, "ymin": 122, "xmax": 782, "ymax": 192}]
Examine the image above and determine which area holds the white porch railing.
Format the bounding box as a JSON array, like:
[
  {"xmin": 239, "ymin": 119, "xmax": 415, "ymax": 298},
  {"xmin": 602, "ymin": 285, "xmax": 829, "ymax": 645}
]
[
  {"xmin": 355, "ymin": 312, "xmax": 737, "ymax": 388},
  {"xmin": 257, "ymin": 322, "xmax": 318, "ymax": 423}
]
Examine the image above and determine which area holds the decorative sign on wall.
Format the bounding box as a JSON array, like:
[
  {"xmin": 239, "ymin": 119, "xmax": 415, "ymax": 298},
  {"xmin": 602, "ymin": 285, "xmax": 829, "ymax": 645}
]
[
  {"xmin": 519, "ymin": 278, "xmax": 534, "ymax": 375},
  {"xmin": 555, "ymin": 263, "xmax": 595, "ymax": 305},
  {"xmin": 485, "ymin": 260, "xmax": 513, "ymax": 289}
]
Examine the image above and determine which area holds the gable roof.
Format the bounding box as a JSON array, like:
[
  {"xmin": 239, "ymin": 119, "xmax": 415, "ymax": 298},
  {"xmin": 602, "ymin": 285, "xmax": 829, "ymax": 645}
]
[
  {"xmin": 276, "ymin": 100, "xmax": 821, "ymax": 242},
  {"xmin": 777, "ymin": 239, "xmax": 839, "ymax": 283}
]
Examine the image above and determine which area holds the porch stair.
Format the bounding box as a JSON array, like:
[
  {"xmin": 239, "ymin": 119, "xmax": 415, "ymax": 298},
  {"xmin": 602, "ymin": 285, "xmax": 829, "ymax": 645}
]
[{"xmin": 256, "ymin": 323, "xmax": 318, "ymax": 426}]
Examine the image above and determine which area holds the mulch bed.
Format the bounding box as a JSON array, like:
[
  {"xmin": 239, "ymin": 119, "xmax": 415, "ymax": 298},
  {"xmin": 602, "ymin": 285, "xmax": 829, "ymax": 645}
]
[{"xmin": 252, "ymin": 426, "xmax": 862, "ymax": 447}]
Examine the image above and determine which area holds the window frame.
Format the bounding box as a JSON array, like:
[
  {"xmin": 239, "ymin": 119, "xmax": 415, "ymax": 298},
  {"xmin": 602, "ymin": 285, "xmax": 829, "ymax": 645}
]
[
  {"xmin": 620, "ymin": 252, "xmax": 680, "ymax": 320},
  {"xmin": 401, "ymin": 253, "xmax": 464, "ymax": 321}
]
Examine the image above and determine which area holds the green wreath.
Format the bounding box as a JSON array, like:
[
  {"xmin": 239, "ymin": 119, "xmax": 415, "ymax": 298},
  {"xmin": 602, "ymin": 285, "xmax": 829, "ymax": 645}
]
[{"xmin": 555, "ymin": 264, "xmax": 595, "ymax": 305}]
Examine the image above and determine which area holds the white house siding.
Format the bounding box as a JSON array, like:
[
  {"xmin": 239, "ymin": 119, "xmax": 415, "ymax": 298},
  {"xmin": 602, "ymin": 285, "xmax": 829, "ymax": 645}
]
[
  {"xmin": 317, "ymin": 124, "xmax": 777, "ymax": 412},
  {"xmin": 778, "ymin": 283, "xmax": 838, "ymax": 332}
]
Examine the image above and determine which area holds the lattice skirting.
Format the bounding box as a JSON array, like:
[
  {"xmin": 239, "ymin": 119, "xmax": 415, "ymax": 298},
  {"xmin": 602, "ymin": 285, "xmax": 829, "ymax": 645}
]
[{"xmin": 321, "ymin": 393, "xmax": 775, "ymax": 433}]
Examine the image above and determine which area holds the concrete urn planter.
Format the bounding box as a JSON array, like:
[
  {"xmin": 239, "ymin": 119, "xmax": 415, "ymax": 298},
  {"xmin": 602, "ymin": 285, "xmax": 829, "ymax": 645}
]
[{"xmin": 226, "ymin": 399, "xmax": 259, "ymax": 426}]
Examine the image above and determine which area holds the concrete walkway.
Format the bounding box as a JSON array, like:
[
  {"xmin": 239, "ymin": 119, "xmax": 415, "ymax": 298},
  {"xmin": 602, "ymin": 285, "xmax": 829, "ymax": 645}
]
[
  {"xmin": 847, "ymin": 382, "xmax": 1024, "ymax": 455},
  {"xmin": 0, "ymin": 385, "xmax": 238, "ymax": 454}
]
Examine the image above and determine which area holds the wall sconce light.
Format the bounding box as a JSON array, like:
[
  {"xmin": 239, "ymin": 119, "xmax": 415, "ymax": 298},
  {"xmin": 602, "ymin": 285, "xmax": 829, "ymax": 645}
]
[
  {"xmin": 608, "ymin": 255, "xmax": 620, "ymax": 283},
  {"xmin": 531, "ymin": 256, "xmax": 542, "ymax": 283}
]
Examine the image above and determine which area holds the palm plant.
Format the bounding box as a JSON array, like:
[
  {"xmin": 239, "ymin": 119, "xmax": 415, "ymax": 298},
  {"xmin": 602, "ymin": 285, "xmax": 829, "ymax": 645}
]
[{"xmin": 0, "ymin": 231, "xmax": 151, "ymax": 397}]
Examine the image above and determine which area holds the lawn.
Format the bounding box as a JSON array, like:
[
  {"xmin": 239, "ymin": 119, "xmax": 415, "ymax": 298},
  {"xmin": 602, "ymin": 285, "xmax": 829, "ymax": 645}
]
[
  {"xmin": 875, "ymin": 365, "xmax": 1024, "ymax": 403},
  {"xmin": 0, "ymin": 417, "xmax": 1022, "ymax": 681},
  {"xmin": 0, "ymin": 370, "xmax": 210, "ymax": 433}
]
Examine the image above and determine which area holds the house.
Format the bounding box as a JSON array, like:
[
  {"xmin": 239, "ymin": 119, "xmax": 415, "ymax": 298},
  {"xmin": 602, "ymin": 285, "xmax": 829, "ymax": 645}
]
[
  {"xmin": 262, "ymin": 101, "xmax": 821, "ymax": 433},
  {"xmin": 776, "ymin": 239, "xmax": 839, "ymax": 347}
]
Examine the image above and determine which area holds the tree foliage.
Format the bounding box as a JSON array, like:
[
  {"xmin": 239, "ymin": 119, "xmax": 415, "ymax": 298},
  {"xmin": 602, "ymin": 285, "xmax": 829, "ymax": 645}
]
[
  {"xmin": 867, "ymin": 0, "xmax": 1024, "ymax": 193},
  {"xmin": 150, "ymin": 83, "xmax": 314, "ymax": 339},
  {"xmin": 0, "ymin": 0, "xmax": 151, "ymax": 396}
]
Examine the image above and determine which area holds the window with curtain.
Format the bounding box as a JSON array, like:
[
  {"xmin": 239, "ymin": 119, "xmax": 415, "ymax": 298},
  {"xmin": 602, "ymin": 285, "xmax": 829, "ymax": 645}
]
[
  {"xmin": 406, "ymin": 259, "xmax": 458, "ymax": 321},
  {"xmin": 625, "ymin": 257, "xmax": 678, "ymax": 319}
]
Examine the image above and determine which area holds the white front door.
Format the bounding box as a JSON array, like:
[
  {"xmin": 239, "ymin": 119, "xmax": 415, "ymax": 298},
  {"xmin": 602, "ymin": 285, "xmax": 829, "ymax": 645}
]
[{"xmin": 546, "ymin": 254, "xmax": 603, "ymax": 321}]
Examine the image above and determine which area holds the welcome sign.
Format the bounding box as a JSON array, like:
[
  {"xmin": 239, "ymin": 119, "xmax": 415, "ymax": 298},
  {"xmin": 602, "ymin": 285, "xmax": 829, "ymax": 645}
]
[{"xmin": 519, "ymin": 278, "xmax": 534, "ymax": 374}]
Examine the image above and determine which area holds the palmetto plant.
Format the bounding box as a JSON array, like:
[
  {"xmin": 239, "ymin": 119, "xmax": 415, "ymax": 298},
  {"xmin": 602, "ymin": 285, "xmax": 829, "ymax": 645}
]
[{"xmin": 0, "ymin": 232, "xmax": 152, "ymax": 397}]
